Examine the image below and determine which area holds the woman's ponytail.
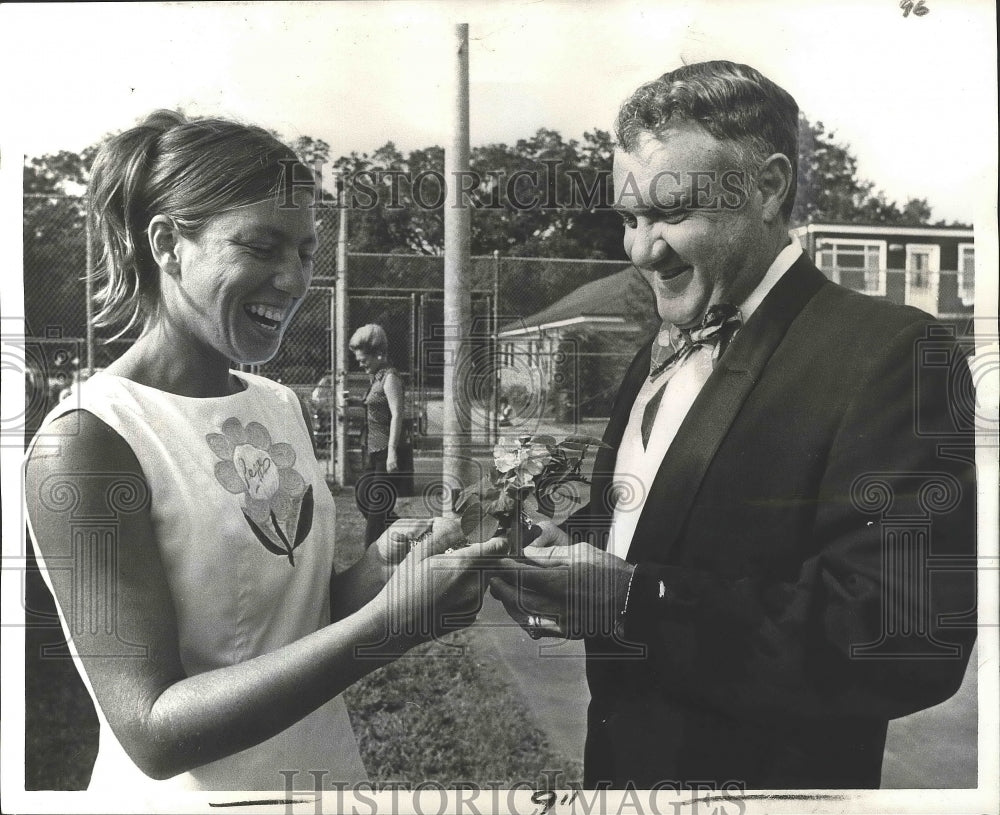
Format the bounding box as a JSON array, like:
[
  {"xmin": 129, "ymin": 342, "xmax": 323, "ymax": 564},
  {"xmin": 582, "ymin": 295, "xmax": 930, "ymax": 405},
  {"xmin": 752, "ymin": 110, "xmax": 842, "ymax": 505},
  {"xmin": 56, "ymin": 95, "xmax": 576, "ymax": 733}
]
[{"xmin": 87, "ymin": 110, "xmax": 184, "ymax": 336}]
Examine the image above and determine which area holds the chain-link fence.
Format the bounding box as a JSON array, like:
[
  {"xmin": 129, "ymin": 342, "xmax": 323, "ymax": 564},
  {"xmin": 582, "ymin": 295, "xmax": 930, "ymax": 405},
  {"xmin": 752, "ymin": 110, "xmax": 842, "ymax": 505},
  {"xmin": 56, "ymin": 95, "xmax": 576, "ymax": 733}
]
[
  {"xmin": 21, "ymin": 195, "xmax": 640, "ymax": 483},
  {"xmin": 21, "ymin": 194, "xmax": 977, "ymax": 484}
]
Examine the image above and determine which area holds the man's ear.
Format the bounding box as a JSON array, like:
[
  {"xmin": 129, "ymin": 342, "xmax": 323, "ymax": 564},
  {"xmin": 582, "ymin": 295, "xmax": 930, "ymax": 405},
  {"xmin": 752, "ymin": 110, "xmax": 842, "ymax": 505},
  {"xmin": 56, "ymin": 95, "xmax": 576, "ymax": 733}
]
[
  {"xmin": 148, "ymin": 215, "xmax": 182, "ymax": 277},
  {"xmin": 757, "ymin": 153, "xmax": 793, "ymax": 223}
]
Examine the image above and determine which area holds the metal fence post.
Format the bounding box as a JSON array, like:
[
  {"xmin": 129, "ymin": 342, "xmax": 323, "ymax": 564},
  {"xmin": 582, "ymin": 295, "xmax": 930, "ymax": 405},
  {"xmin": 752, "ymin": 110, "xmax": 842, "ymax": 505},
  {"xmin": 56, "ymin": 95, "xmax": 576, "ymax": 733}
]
[
  {"xmin": 492, "ymin": 249, "xmax": 500, "ymax": 445},
  {"xmin": 84, "ymin": 200, "xmax": 94, "ymax": 378},
  {"xmin": 334, "ymin": 173, "xmax": 349, "ymax": 487},
  {"xmin": 325, "ymin": 286, "xmax": 336, "ymax": 481}
]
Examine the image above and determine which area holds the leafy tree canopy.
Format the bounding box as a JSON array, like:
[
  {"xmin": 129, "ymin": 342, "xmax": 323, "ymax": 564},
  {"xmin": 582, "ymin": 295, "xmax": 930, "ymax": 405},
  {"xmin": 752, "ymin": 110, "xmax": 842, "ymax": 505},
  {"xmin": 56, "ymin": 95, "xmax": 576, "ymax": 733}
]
[{"xmin": 23, "ymin": 114, "xmax": 969, "ymax": 270}]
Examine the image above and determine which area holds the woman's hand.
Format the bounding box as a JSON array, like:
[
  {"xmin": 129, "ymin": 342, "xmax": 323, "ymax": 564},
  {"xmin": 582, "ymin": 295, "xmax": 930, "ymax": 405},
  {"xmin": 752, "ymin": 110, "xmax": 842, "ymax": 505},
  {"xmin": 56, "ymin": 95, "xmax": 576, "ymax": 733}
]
[
  {"xmin": 524, "ymin": 519, "xmax": 571, "ymax": 548},
  {"xmin": 374, "ymin": 517, "xmax": 469, "ymax": 578},
  {"xmin": 374, "ymin": 518, "xmax": 432, "ymax": 571},
  {"xmin": 386, "ymin": 449, "xmax": 399, "ymax": 473},
  {"xmin": 333, "ymin": 517, "xmax": 459, "ymax": 621},
  {"xmin": 375, "ymin": 536, "xmax": 507, "ymax": 649}
]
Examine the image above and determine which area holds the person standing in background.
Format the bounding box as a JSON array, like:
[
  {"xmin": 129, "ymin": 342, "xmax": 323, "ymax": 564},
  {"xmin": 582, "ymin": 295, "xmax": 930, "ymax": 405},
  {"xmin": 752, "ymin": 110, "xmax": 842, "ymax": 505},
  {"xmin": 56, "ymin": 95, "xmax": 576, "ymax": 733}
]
[{"xmin": 351, "ymin": 323, "xmax": 410, "ymax": 546}]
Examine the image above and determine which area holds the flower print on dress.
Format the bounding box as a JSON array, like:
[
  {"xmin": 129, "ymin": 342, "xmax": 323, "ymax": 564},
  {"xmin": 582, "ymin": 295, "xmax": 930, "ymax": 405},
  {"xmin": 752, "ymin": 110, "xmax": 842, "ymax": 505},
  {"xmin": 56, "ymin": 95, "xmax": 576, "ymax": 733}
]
[{"xmin": 207, "ymin": 417, "xmax": 314, "ymax": 565}]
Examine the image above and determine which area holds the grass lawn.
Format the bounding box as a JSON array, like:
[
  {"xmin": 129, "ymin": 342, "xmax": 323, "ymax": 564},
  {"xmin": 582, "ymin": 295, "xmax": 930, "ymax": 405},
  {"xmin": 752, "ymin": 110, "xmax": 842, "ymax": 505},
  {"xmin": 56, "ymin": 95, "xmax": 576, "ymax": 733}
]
[
  {"xmin": 22, "ymin": 491, "xmax": 580, "ymax": 790},
  {"xmin": 343, "ymin": 631, "xmax": 581, "ymax": 786}
]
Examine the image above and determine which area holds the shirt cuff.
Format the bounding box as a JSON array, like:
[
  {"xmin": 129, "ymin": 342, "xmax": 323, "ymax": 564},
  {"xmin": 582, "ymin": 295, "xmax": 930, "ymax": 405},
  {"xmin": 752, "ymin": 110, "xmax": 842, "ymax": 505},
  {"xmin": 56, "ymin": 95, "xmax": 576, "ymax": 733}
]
[{"xmin": 620, "ymin": 561, "xmax": 667, "ymax": 643}]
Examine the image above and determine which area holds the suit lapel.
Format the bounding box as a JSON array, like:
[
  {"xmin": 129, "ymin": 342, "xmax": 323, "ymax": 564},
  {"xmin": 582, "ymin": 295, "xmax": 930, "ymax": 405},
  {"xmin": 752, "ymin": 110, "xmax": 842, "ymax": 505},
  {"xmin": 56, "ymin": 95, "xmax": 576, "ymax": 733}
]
[{"xmin": 627, "ymin": 257, "xmax": 829, "ymax": 563}]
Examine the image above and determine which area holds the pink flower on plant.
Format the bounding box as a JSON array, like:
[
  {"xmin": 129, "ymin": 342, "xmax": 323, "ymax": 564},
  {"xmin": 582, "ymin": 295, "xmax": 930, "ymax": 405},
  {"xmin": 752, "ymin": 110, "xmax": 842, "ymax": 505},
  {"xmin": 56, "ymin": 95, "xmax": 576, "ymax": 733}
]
[
  {"xmin": 464, "ymin": 434, "xmax": 607, "ymax": 554},
  {"xmin": 493, "ymin": 437, "xmax": 550, "ymax": 476}
]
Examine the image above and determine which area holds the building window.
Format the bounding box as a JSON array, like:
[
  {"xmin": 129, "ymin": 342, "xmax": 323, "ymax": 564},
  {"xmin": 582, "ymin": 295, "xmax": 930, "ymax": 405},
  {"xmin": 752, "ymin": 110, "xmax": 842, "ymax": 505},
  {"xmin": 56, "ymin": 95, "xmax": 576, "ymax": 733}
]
[
  {"xmin": 815, "ymin": 239, "xmax": 887, "ymax": 295},
  {"xmin": 904, "ymin": 244, "xmax": 941, "ymax": 312},
  {"xmin": 909, "ymin": 249, "xmax": 931, "ymax": 286},
  {"xmin": 958, "ymin": 243, "xmax": 975, "ymax": 306}
]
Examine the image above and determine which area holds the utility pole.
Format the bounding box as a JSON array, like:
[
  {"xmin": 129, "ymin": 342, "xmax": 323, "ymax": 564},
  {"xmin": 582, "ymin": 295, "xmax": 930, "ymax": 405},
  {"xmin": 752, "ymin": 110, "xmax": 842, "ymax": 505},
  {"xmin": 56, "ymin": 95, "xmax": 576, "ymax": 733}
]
[{"xmin": 442, "ymin": 22, "xmax": 473, "ymax": 512}]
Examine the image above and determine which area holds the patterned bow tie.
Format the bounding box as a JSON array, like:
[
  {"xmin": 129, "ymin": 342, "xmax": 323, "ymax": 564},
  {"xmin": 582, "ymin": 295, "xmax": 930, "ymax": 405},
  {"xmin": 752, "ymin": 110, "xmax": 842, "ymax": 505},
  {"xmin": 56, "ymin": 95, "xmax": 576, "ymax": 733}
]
[{"xmin": 648, "ymin": 303, "xmax": 743, "ymax": 380}]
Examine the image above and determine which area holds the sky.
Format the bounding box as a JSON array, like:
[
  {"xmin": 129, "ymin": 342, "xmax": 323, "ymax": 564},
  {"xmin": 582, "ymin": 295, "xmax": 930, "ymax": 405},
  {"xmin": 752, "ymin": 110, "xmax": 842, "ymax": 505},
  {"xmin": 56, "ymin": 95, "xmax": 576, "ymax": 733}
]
[{"xmin": 1, "ymin": 0, "xmax": 997, "ymax": 225}]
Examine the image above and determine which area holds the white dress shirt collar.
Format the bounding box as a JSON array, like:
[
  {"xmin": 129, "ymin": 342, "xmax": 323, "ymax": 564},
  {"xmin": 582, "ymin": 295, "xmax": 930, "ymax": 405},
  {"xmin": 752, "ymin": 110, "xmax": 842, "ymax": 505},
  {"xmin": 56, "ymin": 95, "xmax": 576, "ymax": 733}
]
[{"xmin": 738, "ymin": 240, "xmax": 802, "ymax": 321}]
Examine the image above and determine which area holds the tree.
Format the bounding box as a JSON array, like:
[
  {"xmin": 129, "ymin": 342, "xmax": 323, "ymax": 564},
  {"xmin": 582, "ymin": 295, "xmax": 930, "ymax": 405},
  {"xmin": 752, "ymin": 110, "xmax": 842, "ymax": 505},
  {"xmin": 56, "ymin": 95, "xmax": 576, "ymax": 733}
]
[
  {"xmin": 331, "ymin": 142, "xmax": 448, "ymax": 254},
  {"xmin": 470, "ymin": 128, "xmax": 623, "ymax": 260},
  {"xmin": 792, "ymin": 115, "xmax": 954, "ymax": 227},
  {"xmin": 23, "ymin": 149, "xmax": 100, "ymax": 346},
  {"xmin": 328, "ymin": 128, "xmax": 625, "ymax": 260},
  {"xmin": 23, "ymin": 147, "xmax": 96, "ymax": 197}
]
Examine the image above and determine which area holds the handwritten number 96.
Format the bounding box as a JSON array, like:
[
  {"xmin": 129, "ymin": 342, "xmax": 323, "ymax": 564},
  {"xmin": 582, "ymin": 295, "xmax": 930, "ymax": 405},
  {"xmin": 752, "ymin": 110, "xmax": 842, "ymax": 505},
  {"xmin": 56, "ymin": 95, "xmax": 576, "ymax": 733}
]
[{"xmin": 900, "ymin": 0, "xmax": 929, "ymax": 17}]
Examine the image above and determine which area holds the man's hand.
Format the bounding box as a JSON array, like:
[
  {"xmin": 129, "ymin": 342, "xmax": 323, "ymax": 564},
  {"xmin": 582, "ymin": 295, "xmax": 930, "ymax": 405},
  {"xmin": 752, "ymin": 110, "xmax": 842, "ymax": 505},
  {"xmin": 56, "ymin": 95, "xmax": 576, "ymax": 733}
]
[{"xmin": 489, "ymin": 540, "xmax": 636, "ymax": 640}]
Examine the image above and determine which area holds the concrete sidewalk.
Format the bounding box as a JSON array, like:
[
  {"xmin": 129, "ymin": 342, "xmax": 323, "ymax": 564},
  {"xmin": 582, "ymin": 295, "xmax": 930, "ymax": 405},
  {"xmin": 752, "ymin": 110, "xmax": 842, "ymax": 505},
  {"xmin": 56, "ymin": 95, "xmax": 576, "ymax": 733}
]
[{"xmin": 473, "ymin": 595, "xmax": 589, "ymax": 764}]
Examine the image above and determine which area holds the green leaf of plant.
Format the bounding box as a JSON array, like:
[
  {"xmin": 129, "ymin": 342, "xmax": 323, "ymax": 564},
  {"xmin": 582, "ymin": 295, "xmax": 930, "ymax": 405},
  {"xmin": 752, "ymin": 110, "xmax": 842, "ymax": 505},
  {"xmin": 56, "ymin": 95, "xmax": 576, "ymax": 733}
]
[
  {"xmin": 562, "ymin": 435, "xmax": 610, "ymax": 447},
  {"xmin": 455, "ymin": 485, "xmax": 478, "ymax": 512},
  {"xmin": 519, "ymin": 457, "xmax": 545, "ymax": 476},
  {"xmin": 479, "ymin": 494, "xmax": 509, "ymax": 525},
  {"xmin": 460, "ymin": 501, "xmax": 486, "ymax": 537}
]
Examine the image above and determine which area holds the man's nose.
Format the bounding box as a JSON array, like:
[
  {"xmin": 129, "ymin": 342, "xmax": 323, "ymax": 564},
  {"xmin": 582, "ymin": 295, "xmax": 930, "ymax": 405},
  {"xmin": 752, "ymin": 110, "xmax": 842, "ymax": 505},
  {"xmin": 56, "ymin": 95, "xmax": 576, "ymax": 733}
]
[{"xmin": 628, "ymin": 222, "xmax": 672, "ymax": 268}]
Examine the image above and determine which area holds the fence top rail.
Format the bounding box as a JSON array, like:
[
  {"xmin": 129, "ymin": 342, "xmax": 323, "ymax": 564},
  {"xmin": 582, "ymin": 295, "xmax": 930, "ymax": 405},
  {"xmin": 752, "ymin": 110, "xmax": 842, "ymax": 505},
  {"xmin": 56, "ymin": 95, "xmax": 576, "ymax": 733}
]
[{"xmin": 346, "ymin": 251, "xmax": 629, "ymax": 265}]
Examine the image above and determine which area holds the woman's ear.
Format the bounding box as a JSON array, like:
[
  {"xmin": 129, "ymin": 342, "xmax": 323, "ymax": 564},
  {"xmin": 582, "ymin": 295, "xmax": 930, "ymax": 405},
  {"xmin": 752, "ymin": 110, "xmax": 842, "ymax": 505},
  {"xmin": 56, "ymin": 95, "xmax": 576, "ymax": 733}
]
[
  {"xmin": 148, "ymin": 215, "xmax": 181, "ymax": 277},
  {"xmin": 757, "ymin": 153, "xmax": 794, "ymax": 224}
]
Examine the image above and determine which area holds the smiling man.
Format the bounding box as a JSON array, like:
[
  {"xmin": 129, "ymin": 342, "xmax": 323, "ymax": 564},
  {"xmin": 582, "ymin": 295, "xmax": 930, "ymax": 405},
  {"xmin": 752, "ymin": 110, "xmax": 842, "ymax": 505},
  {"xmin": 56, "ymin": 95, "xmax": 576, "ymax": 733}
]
[{"xmin": 490, "ymin": 60, "xmax": 977, "ymax": 790}]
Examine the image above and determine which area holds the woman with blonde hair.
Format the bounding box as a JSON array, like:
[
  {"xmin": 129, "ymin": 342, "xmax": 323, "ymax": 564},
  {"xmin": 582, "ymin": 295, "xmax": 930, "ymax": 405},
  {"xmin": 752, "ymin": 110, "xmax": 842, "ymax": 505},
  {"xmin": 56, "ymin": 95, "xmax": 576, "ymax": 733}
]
[{"xmin": 349, "ymin": 323, "xmax": 411, "ymax": 545}]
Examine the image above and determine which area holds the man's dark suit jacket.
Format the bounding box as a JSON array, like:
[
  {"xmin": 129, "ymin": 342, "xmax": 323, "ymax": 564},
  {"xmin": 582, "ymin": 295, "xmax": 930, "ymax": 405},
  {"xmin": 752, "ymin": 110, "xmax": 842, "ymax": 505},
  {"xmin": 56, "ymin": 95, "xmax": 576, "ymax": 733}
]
[{"xmin": 566, "ymin": 254, "xmax": 977, "ymax": 790}]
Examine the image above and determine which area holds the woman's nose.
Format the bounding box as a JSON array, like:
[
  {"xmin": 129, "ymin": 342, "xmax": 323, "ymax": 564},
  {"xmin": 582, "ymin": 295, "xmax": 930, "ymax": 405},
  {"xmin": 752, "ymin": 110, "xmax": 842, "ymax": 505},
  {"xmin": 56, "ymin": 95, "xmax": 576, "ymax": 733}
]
[{"xmin": 274, "ymin": 251, "xmax": 311, "ymax": 299}]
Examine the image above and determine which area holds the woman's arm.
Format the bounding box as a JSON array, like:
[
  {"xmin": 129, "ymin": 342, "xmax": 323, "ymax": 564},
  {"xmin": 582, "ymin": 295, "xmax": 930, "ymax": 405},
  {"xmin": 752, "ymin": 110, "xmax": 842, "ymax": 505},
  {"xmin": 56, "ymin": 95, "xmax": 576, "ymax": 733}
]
[
  {"xmin": 383, "ymin": 371, "xmax": 404, "ymax": 472},
  {"xmin": 26, "ymin": 411, "xmax": 489, "ymax": 781}
]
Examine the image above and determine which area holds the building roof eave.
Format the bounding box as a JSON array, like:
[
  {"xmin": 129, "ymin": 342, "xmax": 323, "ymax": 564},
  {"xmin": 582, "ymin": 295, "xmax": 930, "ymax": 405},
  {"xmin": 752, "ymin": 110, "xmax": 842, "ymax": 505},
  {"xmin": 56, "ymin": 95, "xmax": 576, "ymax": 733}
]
[
  {"xmin": 499, "ymin": 314, "xmax": 635, "ymax": 338},
  {"xmin": 789, "ymin": 223, "xmax": 974, "ymax": 240}
]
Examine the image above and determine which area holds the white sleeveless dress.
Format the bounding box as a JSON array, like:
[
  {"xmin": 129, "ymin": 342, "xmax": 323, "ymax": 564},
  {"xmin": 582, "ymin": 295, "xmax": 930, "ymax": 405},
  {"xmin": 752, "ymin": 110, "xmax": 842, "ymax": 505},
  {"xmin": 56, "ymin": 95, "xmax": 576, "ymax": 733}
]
[{"xmin": 26, "ymin": 371, "xmax": 367, "ymax": 792}]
